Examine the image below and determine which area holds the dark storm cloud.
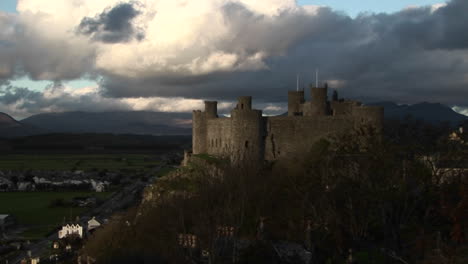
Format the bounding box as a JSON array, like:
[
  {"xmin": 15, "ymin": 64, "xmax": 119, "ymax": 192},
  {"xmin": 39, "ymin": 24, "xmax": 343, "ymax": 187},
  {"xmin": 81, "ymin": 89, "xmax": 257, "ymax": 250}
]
[
  {"xmin": 98, "ymin": 0, "xmax": 468, "ymax": 108},
  {"xmin": 0, "ymin": 86, "xmax": 40, "ymax": 105},
  {"xmin": 77, "ymin": 2, "xmax": 144, "ymax": 43}
]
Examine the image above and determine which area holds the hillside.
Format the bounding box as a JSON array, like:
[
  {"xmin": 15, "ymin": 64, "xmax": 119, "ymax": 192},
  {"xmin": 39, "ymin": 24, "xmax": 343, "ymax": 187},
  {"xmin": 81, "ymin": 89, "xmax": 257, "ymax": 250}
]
[
  {"xmin": 82, "ymin": 133, "xmax": 468, "ymax": 264},
  {"xmin": 21, "ymin": 111, "xmax": 192, "ymax": 136},
  {"xmin": 0, "ymin": 112, "xmax": 20, "ymax": 127},
  {"xmin": 0, "ymin": 112, "xmax": 44, "ymax": 138}
]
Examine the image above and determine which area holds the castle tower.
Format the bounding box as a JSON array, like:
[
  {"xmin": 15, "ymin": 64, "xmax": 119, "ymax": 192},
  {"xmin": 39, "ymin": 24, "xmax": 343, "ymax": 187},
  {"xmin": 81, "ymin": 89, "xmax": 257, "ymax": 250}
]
[
  {"xmin": 310, "ymin": 83, "xmax": 328, "ymax": 116},
  {"xmin": 192, "ymin": 101, "xmax": 219, "ymax": 154},
  {"xmin": 231, "ymin": 96, "xmax": 265, "ymax": 162},
  {"xmin": 192, "ymin": 110, "xmax": 207, "ymax": 154},
  {"xmin": 288, "ymin": 91, "xmax": 305, "ymax": 116}
]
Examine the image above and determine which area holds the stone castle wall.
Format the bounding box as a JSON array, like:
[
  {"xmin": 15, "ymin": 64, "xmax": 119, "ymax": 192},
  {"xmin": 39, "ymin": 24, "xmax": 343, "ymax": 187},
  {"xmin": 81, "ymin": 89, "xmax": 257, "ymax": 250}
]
[
  {"xmin": 264, "ymin": 116, "xmax": 355, "ymax": 160},
  {"xmin": 190, "ymin": 85, "xmax": 384, "ymax": 162}
]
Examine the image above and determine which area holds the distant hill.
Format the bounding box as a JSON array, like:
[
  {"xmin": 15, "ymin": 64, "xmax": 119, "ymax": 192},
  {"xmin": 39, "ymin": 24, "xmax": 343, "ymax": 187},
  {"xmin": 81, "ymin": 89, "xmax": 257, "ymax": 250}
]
[
  {"xmin": 369, "ymin": 102, "xmax": 467, "ymax": 126},
  {"xmin": 3, "ymin": 102, "xmax": 466, "ymax": 138},
  {"xmin": 0, "ymin": 112, "xmax": 44, "ymax": 138},
  {"xmin": 21, "ymin": 111, "xmax": 192, "ymax": 136},
  {"xmin": 0, "ymin": 112, "xmax": 21, "ymax": 127}
]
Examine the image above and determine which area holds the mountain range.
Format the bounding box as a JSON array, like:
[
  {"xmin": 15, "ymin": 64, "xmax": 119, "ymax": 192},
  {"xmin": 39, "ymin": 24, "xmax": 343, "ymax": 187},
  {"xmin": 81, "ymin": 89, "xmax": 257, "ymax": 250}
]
[
  {"xmin": 0, "ymin": 111, "xmax": 192, "ymax": 138},
  {"xmin": 0, "ymin": 112, "xmax": 44, "ymax": 138},
  {"xmin": 0, "ymin": 102, "xmax": 466, "ymax": 138},
  {"xmin": 369, "ymin": 102, "xmax": 467, "ymax": 125}
]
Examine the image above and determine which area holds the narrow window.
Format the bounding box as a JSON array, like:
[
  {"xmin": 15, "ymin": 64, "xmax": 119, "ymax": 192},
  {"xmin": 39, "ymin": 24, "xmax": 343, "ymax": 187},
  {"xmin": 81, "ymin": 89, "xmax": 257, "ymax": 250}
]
[{"xmin": 245, "ymin": 141, "xmax": 249, "ymax": 148}]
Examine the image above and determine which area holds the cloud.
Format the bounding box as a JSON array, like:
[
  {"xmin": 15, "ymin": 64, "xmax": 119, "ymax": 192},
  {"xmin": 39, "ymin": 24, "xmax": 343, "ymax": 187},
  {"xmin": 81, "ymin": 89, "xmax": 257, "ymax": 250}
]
[
  {"xmin": 0, "ymin": 0, "xmax": 467, "ymax": 117},
  {"xmin": 0, "ymin": 83, "xmax": 244, "ymax": 119},
  {"xmin": 77, "ymin": 2, "xmax": 144, "ymax": 43}
]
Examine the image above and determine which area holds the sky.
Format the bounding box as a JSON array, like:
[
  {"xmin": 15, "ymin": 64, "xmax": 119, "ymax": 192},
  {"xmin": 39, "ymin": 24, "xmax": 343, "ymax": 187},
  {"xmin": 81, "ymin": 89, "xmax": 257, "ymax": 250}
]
[
  {"xmin": 0, "ymin": 0, "xmax": 446, "ymax": 16},
  {"xmin": 1, "ymin": 0, "xmax": 467, "ymax": 119}
]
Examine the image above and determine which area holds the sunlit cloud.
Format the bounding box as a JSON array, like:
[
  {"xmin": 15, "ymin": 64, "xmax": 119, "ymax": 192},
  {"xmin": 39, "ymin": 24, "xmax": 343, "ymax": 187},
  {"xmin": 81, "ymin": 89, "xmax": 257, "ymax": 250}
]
[{"xmin": 1, "ymin": 0, "xmax": 468, "ymax": 117}]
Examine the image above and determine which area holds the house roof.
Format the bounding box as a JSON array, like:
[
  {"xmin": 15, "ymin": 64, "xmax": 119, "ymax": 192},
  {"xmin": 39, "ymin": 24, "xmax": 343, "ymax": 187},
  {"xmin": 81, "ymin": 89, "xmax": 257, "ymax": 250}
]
[
  {"xmin": 0, "ymin": 214, "xmax": 11, "ymax": 221},
  {"xmin": 88, "ymin": 217, "xmax": 101, "ymax": 225}
]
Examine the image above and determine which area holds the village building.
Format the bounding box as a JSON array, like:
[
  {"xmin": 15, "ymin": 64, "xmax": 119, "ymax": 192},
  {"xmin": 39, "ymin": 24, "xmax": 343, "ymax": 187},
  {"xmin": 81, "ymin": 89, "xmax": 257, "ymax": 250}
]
[
  {"xmin": 58, "ymin": 224, "xmax": 83, "ymax": 239},
  {"xmin": 87, "ymin": 217, "xmax": 101, "ymax": 232},
  {"xmin": 449, "ymin": 122, "xmax": 467, "ymax": 144}
]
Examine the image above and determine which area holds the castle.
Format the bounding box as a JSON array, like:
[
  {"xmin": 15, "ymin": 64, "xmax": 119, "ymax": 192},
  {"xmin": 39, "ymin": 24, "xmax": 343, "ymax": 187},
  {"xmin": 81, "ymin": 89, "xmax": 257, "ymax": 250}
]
[{"xmin": 189, "ymin": 84, "xmax": 384, "ymax": 162}]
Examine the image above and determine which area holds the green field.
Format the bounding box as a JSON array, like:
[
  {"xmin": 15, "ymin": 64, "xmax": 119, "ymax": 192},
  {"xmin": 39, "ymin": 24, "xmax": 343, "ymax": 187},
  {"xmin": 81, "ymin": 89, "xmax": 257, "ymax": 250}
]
[
  {"xmin": 0, "ymin": 154, "xmax": 160, "ymax": 171},
  {"xmin": 0, "ymin": 192, "xmax": 112, "ymax": 239}
]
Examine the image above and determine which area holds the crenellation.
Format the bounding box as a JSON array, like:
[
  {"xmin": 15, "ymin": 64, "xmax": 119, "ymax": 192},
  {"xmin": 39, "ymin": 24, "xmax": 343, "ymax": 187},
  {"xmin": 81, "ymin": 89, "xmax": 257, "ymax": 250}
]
[{"xmin": 189, "ymin": 83, "xmax": 384, "ymax": 163}]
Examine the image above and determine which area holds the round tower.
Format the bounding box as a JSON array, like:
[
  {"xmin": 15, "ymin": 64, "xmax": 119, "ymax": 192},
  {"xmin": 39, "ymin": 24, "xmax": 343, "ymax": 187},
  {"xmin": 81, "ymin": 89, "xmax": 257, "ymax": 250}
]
[
  {"xmin": 192, "ymin": 111, "xmax": 207, "ymax": 154},
  {"xmin": 288, "ymin": 91, "xmax": 305, "ymax": 116},
  {"xmin": 230, "ymin": 97, "xmax": 265, "ymax": 162},
  {"xmin": 310, "ymin": 85, "xmax": 328, "ymax": 116}
]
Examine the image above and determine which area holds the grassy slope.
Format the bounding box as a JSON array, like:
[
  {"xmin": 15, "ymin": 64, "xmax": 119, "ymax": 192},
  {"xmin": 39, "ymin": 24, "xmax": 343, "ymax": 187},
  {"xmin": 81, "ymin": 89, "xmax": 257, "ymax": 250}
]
[
  {"xmin": 0, "ymin": 192, "xmax": 112, "ymax": 239},
  {"xmin": 0, "ymin": 154, "xmax": 159, "ymax": 171}
]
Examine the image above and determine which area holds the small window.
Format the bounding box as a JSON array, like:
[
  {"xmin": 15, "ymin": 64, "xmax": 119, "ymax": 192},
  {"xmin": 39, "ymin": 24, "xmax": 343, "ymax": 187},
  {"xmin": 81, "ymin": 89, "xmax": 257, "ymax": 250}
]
[
  {"xmin": 245, "ymin": 141, "xmax": 249, "ymax": 148},
  {"xmin": 241, "ymin": 104, "xmax": 244, "ymax": 109}
]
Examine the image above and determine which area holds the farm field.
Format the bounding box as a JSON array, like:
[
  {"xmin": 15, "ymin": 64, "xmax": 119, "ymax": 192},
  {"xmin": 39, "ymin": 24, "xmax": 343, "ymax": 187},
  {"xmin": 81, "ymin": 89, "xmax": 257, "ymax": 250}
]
[
  {"xmin": 0, "ymin": 154, "xmax": 159, "ymax": 171},
  {"xmin": 0, "ymin": 192, "xmax": 112, "ymax": 239}
]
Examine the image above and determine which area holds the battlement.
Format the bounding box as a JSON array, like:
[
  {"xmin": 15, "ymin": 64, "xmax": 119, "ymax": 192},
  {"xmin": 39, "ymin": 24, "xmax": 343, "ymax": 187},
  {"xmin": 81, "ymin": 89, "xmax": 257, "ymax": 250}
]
[{"xmin": 190, "ymin": 85, "xmax": 384, "ymax": 163}]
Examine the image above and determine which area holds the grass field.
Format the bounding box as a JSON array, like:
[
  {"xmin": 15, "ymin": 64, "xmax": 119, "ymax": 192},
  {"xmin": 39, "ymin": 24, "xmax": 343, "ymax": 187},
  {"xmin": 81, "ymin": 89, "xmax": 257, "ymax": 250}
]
[
  {"xmin": 0, "ymin": 154, "xmax": 160, "ymax": 171},
  {"xmin": 0, "ymin": 192, "xmax": 112, "ymax": 239}
]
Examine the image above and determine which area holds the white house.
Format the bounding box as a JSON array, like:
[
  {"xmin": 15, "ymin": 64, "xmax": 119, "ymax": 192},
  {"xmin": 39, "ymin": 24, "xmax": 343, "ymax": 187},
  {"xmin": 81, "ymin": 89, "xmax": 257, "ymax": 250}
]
[
  {"xmin": 58, "ymin": 224, "xmax": 83, "ymax": 239},
  {"xmin": 90, "ymin": 179, "xmax": 108, "ymax": 192},
  {"xmin": 87, "ymin": 217, "xmax": 101, "ymax": 232}
]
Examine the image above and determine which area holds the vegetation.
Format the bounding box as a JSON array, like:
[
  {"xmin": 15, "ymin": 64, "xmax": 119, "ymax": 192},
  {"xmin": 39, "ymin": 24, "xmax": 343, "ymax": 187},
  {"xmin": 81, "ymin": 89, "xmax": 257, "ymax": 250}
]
[
  {"xmin": 193, "ymin": 153, "xmax": 227, "ymax": 165},
  {"xmin": 82, "ymin": 126, "xmax": 467, "ymax": 264},
  {"xmin": 0, "ymin": 192, "xmax": 111, "ymax": 239}
]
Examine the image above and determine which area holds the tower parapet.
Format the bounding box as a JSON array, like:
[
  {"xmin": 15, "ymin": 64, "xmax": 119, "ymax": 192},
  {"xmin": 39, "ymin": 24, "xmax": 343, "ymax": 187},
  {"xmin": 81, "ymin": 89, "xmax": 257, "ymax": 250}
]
[
  {"xmin": 236, "ymin": 96, "xmax": 252, "ymax": 110},
  {"xmin": 204, "ymin": 101, "xmax": 218, "ymax": 119}
]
